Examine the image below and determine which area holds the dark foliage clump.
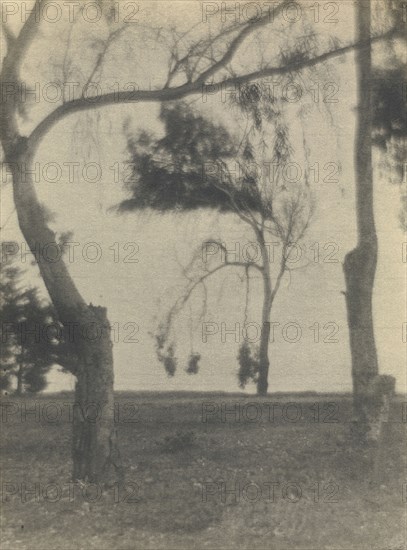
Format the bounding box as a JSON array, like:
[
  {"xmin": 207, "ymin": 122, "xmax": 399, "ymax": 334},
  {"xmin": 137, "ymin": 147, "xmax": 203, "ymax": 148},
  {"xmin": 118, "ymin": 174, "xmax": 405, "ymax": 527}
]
[
  {"xmin": 371, "ymin": 66, "xmax": 407, "ymax": 149},
  {"xmin": 120, "ymin": 102, "xmax": 263, "ymax": 214},
  {"xmin": 154, "ymin": 323, "xmax": 178, "ymax": 376},
  {"xmin": 237, "ymin": 341, "xmax": 260, "ymax": 388},
  {"xmin": 186, "ymin": 352, "xmax": 200, "ymax": 374},
  {"xmin": 162, "ymin": 345, "xmax": 177, "ymax": 376}
]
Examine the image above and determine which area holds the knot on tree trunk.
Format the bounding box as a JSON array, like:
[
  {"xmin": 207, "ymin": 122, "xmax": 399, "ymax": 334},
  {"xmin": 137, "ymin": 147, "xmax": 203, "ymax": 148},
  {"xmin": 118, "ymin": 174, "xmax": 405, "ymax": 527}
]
[{"xmin": 352, "ymin": 374, "xmax": 396, "ymax": 445}]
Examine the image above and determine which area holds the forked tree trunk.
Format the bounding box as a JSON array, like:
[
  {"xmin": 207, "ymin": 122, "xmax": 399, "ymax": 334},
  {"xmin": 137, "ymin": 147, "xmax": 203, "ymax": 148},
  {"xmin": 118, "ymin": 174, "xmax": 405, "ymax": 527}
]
[{"xmin": 343, "ymin": 0, "xmax": 395, "ymax": 444}]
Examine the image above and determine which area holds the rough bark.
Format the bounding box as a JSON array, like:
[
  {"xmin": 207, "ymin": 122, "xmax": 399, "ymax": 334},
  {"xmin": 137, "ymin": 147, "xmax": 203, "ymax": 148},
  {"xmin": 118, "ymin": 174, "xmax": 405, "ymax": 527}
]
[
  {"xmin": 72, "ymin": 306, "xmax": 122, "ymax": 484},
  {"xmin": 343, "ymin": 0, "xmax": 395, "ymax": 444}
]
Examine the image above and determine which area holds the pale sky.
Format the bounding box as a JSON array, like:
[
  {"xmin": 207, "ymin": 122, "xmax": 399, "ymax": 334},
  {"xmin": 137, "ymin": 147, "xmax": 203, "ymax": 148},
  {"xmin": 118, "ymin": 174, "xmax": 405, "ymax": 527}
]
[{"xmin": 1, "ymin": 1, "xmax": 406, "ymax": 394}]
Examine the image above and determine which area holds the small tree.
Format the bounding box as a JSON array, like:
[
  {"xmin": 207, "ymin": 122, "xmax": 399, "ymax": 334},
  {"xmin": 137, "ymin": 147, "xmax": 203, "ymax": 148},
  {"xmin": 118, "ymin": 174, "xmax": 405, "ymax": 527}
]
[
  {"xmin": 122, "ymin": 98, "xmax": 314, "ymax": 395},
  {"xmin": 0, "ymin": 249, "xmax": 70, "ymax": 394}
]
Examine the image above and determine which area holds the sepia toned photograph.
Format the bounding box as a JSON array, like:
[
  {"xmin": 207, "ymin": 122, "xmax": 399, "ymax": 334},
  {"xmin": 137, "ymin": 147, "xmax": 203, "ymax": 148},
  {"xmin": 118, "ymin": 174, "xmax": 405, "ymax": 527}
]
[{"xmin": 0, "ymin": 0, "xmax": 406, "ymax": 548}]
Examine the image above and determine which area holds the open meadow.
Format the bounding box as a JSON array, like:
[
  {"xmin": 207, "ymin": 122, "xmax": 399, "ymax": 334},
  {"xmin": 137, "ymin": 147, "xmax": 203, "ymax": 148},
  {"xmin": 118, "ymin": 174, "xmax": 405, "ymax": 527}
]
[{"xmin": 1, "ymin": 392, "xmax": 406, "ymax": 549}]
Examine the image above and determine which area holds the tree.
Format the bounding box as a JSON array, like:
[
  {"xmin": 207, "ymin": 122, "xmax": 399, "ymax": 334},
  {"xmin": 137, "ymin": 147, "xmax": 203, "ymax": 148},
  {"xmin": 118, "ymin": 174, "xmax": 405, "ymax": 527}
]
[
  {"xmin": 0, "ymin": 0, "xmax": 400, "ymax": 480},
  {"xmin": 343, "ymin": 0, "xmax": 404, "ymax": 443},
  {"xmin": 0, "ymin": 248, "xmax": 73, "ymax": 394},
  {"xmin": 122, "ymin": 99, "xmax": 313, "ymax": 395},
  {"xmin": 3, "ymin": 289, "xmax": 52, "ymax": 395},
  {"xmin": 0, "ymin": 255, "xmax": 22, "ymax": 392}
]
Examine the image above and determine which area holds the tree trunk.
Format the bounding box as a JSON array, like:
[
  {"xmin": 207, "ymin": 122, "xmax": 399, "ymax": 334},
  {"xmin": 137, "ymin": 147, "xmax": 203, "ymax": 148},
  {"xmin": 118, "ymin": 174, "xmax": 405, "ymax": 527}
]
[
  {"xmin": 4, "ymin": 143, "xmax": 122, "ymax": 484},
  {"xmin": 15, "ymin": 364, "xmax": 24, "ymax": 396},
  {"xmin": 344, "ymin": 0, "xmax": 395, "ymax": 444},
  {"xmin": 257, "ymin": 237, "xmax": 272, "ymax": 396},
  {"xmin": 0, "ymin": 28, "xmax": 122, "ymax": 480},
  {"xmin": 72, "ymin": 306, "xmax": 122, "ymax": 484}
]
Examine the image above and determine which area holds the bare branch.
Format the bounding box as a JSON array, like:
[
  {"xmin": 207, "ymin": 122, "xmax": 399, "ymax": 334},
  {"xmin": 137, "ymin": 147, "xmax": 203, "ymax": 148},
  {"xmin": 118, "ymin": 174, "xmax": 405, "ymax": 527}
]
[
  {"xmin": 82, "ymin": 25, "xmax": 128, "ymax": 94},
  {"xmin": 211, "ymin": 160, "xmax": 263, "ymax": 234},
  {"xmin": 208, "ymin": 240, "xmax": 263, "ymax": 272},
  {"xmin": 270, "ymin": 256, "xmax": 286, "ymax": 306},
  {"xmin": 24, "ymin": 23, "xmax": 400, "ymax": 157},
  {"xmin": 215, "ymin": 25, "xmax": 401, "ymax": 88},
  {"xmin": 194, "ymin": 0, "xmax": 290, "ymax": 85},
  {"xmin": 162, "ymin": 237, "xmax": 263, "ymax": 341}
]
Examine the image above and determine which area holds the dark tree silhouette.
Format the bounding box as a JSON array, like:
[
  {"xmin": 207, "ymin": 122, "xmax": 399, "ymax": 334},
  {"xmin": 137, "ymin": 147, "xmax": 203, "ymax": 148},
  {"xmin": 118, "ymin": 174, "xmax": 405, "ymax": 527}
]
[{"xmin": 0, "ymin": 248, "xmax": 75, "ymax": 394}]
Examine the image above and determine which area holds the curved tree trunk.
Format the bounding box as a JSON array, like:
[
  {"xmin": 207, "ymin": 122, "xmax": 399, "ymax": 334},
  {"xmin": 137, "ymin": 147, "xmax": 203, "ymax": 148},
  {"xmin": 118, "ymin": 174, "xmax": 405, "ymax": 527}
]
[
  {"xmin": 0, "ymin": 17, "xmax": 122, "ymax": 480},
  {"xmin": 344, "ymin": 0, "xmax": 395, "ymax": 444},
  {"xmin": 2, "ymin": 131, "xmax": 122, "ymax": 485}
]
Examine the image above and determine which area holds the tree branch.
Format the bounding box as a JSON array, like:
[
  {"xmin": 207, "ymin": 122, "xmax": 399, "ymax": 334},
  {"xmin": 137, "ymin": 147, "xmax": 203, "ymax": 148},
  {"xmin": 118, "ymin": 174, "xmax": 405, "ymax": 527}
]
[
  {"xmin": 2, "ymin": 0, "xmax": 43, "ymax": 75},
  {"xmin": 1, "ymin": 21, "xmax": 16, "ymax": 48},
  {"xmin": 194, "ymin": 0, "xmax": 290, "ymax": 84},
  {"xmin": 165, "ymin": 242, "xmax": 262, "ymax": 335},
  {"xmin": 25, "ymin": 24, "xmax": 400, "ymax": 159},
  {"xmin": 270, "ymin": 251, "xmax": 287, "ymax": 305},
  {"xmin": 82, "ymin": 25, "xmax": 128, "ymax": 94}
]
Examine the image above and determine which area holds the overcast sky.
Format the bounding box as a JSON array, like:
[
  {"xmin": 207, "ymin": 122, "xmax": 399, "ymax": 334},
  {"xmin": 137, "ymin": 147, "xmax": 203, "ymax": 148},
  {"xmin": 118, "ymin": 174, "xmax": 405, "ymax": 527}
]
[{"xmin": 1, "ymin": 0, "xmax": 405, "ymax": 393}]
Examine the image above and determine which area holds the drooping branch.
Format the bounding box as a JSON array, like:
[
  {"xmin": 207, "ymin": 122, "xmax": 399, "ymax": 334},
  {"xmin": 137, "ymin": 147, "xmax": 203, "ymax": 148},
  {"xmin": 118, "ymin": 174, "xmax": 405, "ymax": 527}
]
[
  {"xmin": 171, "ymin": 244, "xmax": 262, "ymax": 316},
  {"xmin": 158, "ymin": 239, "xmax": 262, "ymax": 353},
  {"xmin": 23, "ymin": 18, "xmax": 401, "ymax": 158}
]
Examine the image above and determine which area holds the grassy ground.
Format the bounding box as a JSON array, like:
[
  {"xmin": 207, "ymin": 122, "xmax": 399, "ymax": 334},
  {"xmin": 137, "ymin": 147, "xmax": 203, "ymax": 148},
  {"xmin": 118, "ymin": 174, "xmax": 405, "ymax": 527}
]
[{"xmin": 1, "ymin": 392, "xmax": 406, "ymax": 549}]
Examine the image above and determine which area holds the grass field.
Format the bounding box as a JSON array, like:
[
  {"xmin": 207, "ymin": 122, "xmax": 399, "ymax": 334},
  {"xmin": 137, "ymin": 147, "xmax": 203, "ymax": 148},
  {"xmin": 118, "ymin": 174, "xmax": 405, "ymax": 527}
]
[{"xmin": 1, "ymin": 392, "xmax": 406, "ymax": 549}]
